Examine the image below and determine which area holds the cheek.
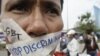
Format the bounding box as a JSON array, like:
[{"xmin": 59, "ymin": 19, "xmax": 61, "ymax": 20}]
[
  {"xmin": 2, "ymin": 13, "xmax": 27, "ymax": 24},
  {"xmin": 2, "ymin": 13, "xmax": 21, "ymax": 21},
  {"xmin": 1, "ymin": 13, "xmax": 26, "ymax": 28},
  {"xmin": 67, "ymin": 35, "xmax": 70, "ymax": 37},
  {"xmin": 46, "ymin": 17, "xmax": 63, "ymax": 32},
  {"xmin": 2, "ymin": 13, "xmax": 27, "ymax": 20}
]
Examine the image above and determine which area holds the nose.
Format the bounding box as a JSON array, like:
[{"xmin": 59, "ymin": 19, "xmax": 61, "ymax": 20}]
[
  {"xmin": 26, "ymin": 20, "xmax": 48, "ymax": 36},
  {"xmin": 25, "ymin": 7, "xmax": 48, "ymax": 36}
]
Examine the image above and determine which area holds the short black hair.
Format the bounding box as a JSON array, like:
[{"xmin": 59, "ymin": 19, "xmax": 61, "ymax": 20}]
[{"xmin": 60, "ymin": 0, "xmax": 63, "ymax": 10}]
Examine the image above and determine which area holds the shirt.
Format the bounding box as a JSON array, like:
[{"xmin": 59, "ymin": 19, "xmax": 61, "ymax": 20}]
[{"xmin": 67, "ymin": 38, "xmax": 79, "ymax": 56}]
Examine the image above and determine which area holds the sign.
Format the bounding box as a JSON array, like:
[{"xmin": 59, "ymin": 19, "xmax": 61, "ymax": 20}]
[{"xmin": 1, "ymin": 19, "xmax": 62, "ymax": 56}]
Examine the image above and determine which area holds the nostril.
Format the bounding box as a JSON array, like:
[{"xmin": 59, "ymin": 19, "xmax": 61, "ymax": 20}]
[
  {"xmin": 26, "ymin": 21, "xmax": 48, "ymax": 37},
  {"xmin": 28, "ymin": 32, "xmax": 47, "ymax": 37}
]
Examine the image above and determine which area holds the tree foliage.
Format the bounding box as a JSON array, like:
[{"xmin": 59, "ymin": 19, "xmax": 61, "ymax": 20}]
[{"xmin": 75, "ymin": 12, "xmax": 100, "ymax": 33}]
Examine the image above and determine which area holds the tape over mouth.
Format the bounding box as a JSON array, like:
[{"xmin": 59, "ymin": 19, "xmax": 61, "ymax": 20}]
[{"xmin": 1, "ymin": 18, "xmax": 62, "ymax": 56}]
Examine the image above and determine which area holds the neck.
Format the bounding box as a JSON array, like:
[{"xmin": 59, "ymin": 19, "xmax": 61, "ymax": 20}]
[{"xmin": 67, "ymin": 37, "xmax": 73, "ymax": 42}]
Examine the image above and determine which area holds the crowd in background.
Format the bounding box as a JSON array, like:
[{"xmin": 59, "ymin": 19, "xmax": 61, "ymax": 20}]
[{"xmin": 54, "ymin": 29, "xmax": 100, "ymax": 56}]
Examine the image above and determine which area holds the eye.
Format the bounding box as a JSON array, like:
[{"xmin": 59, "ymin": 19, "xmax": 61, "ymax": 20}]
[
  {"xmin": 8, "ymin": 4, "xmax": 29, "ymax": 14},
  {"xmin": 45, "ymin": 8, "xmax": 60, "ymax": 17},
  {"xmin": 11, "ymin": 6, "xmax": 28, "ymax": 14},
  {"xmin": 11, "ymin": 8, "xmax": 27, "ymax": 14}
]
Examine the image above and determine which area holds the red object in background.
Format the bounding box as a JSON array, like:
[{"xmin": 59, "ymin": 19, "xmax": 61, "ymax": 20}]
[
  {"xmin": 97, "ymin": 51, "xmax": 100, "ymax": 56},
  {"xmin": 54, "ymin": 52, "xmax": 66, "ymax": 56}
]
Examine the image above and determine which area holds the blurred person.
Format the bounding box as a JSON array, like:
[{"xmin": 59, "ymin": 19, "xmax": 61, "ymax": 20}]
[
  {"xmin": 60, "ymin": 30, "xmax": 80, "ymax": 56},
  {"xmin": 0, "ymin": 0, "xmax": 64, "ymax": 56},
  {"xmin": 54, "ymin": 32, "xmax": 67, "ymax": 56},
  {"xmin": 81, "ymin": 29, "xmax": 100, "ymax": 56},
  {"xmin": 59, "ymin": 32, "xmax": 68, "ymax": 51}
]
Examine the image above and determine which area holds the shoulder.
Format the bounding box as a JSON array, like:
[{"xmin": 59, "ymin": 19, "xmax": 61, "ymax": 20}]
[
  {"xmin": 72, "ymin": 38, "xmax": 79, "ymax": 44},
  {"xmin": 71, "ymin": 38, "xmax": 78, "ymax": 43}
]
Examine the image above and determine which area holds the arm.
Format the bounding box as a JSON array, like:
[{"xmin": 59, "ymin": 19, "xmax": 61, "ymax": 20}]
[
  {"xmin": 81, "ymin": 38, "xmax": 86, "ymax": 53},
  {"xmin": 81, "ymin": 36, "xmax": 87, "ymax": 53},
  {"xmin": 93, "ymin": 37, "xmax": 100, "ymax": 50},
  {"xmin": 95, "ymin": 38, "xmax": 100, "ymax": 50},
  {"xmin": 82, "ymin": 44, "xmax": 86, "ymax": 53}
]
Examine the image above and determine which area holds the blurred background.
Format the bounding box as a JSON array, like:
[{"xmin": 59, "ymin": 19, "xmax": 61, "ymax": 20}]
[{"xmin": 0, "ymin": 0, "xmax": 100, "ymax": 56}]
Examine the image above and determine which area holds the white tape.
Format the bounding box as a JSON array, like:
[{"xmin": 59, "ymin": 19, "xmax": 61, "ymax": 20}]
[{"xmin": 1, "ymin": 19, "xmax": 62, "ymax": 56}]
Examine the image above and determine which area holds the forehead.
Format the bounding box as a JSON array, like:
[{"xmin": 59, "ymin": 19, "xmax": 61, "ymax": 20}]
[{"xmin": 2, "ymin": 0, "xmax": 61, "ymax": 8}]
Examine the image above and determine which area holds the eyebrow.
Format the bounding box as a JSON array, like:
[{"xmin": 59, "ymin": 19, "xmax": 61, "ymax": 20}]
[
  {"xmin": 5, "ymin": 0, "xmax": 36, "ymax": 11},
  {"xmin": 5, "ymin": 0, "xmax": 61, "ymax": 11},
  {"xmin": 41, "ymin": 0, "xmax": 61, "ymax": 10}
]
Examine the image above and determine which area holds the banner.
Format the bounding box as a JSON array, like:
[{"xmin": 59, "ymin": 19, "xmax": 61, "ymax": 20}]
[{"xmin": 1, "ymin": 19, "xmax": 62, "ymax": 56}]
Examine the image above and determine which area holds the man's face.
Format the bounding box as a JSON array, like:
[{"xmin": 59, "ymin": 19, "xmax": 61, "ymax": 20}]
[
  {"xmin": 1, "ymin": 0, "xmax": 63, "ymax": 37},
  {"xmin": 67, "ymin": 34, "xmax": 73, "ymax": 38}
]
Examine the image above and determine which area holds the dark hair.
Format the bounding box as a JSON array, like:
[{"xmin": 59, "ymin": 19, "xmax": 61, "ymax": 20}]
[
  {"xmin": 85, "ymin": 29, "xmax": 93, "ymax": 34},
  {"xmin": 60, "ymin": 0, "xmax": 64, "ymax": 10}
]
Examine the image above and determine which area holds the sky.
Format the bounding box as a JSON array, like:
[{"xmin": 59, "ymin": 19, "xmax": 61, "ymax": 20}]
[{"xmin": 62, "ymin": 0, "xmax": 95, "ymax": 30}]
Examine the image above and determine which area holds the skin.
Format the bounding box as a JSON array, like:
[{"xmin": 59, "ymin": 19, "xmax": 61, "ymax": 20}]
[
  {"xmin": 67, "ymin": 34, "xmax": 74, "ymax": 42},
  {"xmin": 1, "ymin": 0, "xmax": 63, "ymax": 38}
]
